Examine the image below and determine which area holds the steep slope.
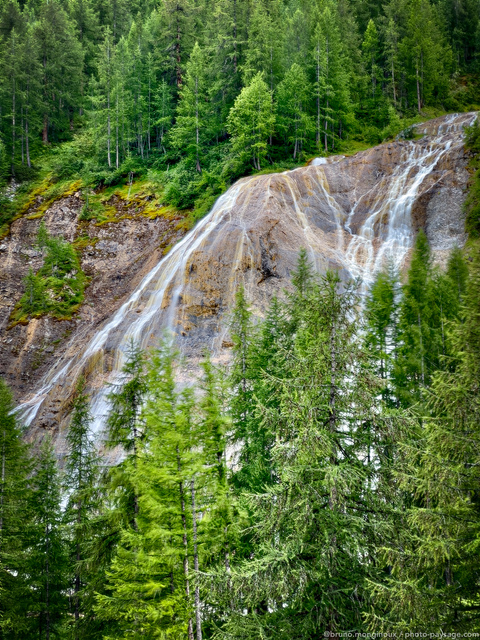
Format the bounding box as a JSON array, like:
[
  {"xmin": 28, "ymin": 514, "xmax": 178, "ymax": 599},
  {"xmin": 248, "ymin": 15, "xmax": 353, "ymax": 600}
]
[{"xmin": 3, "ymin": 112, "xmax": 476, "ymax": 448}]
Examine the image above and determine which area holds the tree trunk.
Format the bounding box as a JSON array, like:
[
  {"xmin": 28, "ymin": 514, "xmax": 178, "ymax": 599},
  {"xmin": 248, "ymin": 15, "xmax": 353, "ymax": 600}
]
[
  {"xmin": 191, "ymin": 479, "xmax": 202, "ymax": 640},
  {"xmin": 43, "ymin": 114, "xmax": 49, "ymax": 144},
  {"xmin": 12, "ymin": 78, "xmax": 16, "ymax": 173},
  {"xmin": 176, "ymin": 4, "xmax": 182, "ymax": 86},
  {"xmin": 316, "ymin": 45, "xmax": 320, "ymax": 147},
  {"xmin": 26, "ymin": 101, "xmax": 31, "ymax": 168},
  {"xmin": 177, "ymin": 448, "xmax": 194, "ymax": 640},
  {"xmin": 416, "ymin": 59, "xmax": 421, "ymax": 113},
  {"xmin": 0, "ymin": 428, "xmax": 5, "ymax": 543},
  {"xmin": 195, "ymin": 77, "xmax": 201, "ymax": 173},
  {"xmin": 392, "ymin": 58, "xmax": 397, "ymax": 106},
  {"xmin": 233, "ymin": 0, "xmax": 238, "ymax": 73},
  {"xmin": 46, "ymin": 523, "xmax": 50, "ymax": 640},
  {"xmin": 116, "ymin": 92, "xmax": 119, "ymax": 169}
]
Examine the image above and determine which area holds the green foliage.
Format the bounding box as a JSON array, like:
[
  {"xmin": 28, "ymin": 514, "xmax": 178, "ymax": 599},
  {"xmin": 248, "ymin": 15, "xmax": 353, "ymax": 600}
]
[
  {"xmin": 2, "ymin": 242, "xmax": 480, "ymax": 636},
  {"xmin": 11, "ymin": 222, "xmax": 86, "ymax": 324},
  {"xmin": 27, "ymin": 437, "xmax": 68, "ymax": 639},
  {"xmin": 368, "ymin": 246, "xmax": 480, "ymax": 633},
  {"xmin": 0, "ymin": 379, "xmax": 34, "ymax": 639},
  {"xmin": 465, "ymin": 119, "xmax": 480, "ymax": 237},
  {"xmin": 63, "ymin": 378, "xmax": 102, "ymax": 640},
  {"xmin": 227, "ymin": 74, "xmax": 275, "ymax": 171}
]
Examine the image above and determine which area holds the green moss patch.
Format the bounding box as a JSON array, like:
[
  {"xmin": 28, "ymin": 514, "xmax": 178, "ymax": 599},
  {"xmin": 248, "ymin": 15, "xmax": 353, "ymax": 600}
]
[{"xmin": 80, "ymin": 178, "xmax": 189, "ymax": 225}]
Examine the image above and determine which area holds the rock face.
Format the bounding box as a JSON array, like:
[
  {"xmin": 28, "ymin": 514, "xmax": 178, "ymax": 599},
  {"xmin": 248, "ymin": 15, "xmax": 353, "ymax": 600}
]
[
  {"xmin": 5, "ymin": 111, "xmax": 476, "ymax": 447},
  {"xmin": 0, "ymin": 193, "xmax": 189, "ymax": 421}
]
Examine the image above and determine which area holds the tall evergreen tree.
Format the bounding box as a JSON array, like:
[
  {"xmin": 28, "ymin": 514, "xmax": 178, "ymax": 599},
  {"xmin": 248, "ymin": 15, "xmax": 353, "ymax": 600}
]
[
  {"xmin": 0, "ymin": 379, "xmax": 33, "ymax": 640},
  {"xmin": 227, "ymin": 73, "xmax": 275, "ymax": 170},
  {"xmin": 27, "ymin": 437, "xmax": 67, "ymax": 639},
  {"xmin": 171, "ymin": 42, "xmax": 211, "ymax": 173},
  {"xmin": 218, "ymin": 267, "xmax": 395, "ymax": 638},
  {"xmin": 368, "ymin": 247, "xmax": 480, "ymax": 633},
  {"xmin": 64, "ymin": 378, "xmax": 101, "ymax": 640}
]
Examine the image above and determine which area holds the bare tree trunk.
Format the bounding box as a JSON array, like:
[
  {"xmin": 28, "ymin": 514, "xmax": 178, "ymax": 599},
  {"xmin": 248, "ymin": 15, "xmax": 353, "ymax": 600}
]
[
  {"xmin": 316, "ymin": 44, "xmax": 320, "ymax": 147},
  {"xmin": 0, "ymin": 428, "xmax": 5, "ymax": 543},
  {"xmin": 233, "ymin": 0, "xmax": 237, "ymax": 73},
  {"xmin": 107, "ymin": 41, "xmax": 112, "ymax": 168},
  {"xmin": 191, "ymin": 479, "xmax": 202, "ymax": 640},
  {"xmin": 195, "ymin": 78, "xmax": 201, "ymax": 173},
  {"xmin": 21, "ymin": 107, "xmax": 24, "ymax": 165},
  {"xmin": 116, "ymin": 92, "xmax": 119, "ymax": 169},
  {"xmin": 177, "ymin": 448, "xmax": 194, "ymax": 640},
  {"xmin": 392, "ymin": 59, "xmax": 397, "ymax": 106},
  {"xmin": 46, "ymin": 523, "xmax": 50, "ymax": 640},
  {"xmin": 26, "ymin": 100, "xmax": 31, "ymax": 168},
  {"xmin": 176, "ymin": 4, "xmax": 182, "ymax": 87},
  {"xmin": 12, "ymin": 79, "xmax": 16, "ymax": 172},
  {"xmin": 43, "ymin": 113, "xmax": 48, "ymax": 144},
  {"xmin": 416, "ymin": 60, "xmax": 421, "ymax": 113},
  {"xmin": 324, "ymin": 38, "xmax": 329, "ymax": 153}
]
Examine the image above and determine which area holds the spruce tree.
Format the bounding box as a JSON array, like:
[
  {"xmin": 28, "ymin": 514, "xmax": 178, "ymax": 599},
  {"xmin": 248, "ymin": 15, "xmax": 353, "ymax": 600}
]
[
  {"xmin": 0, "ymin": 379, "xmax": 33, "ymax": 640},
  {"xmin": 368, "ymin": 247, "xmax": 480, "ymax": 633},
  {"xmin": 64, "ymin": 378, "xmax": 101, "ymax": 640},
  {"xmin": 27, "ymin": 437, "xmax": 67, "ymax": 639},
  {"xmin": 218, "ymin": 262, "xmax": 397, "ymax": 638}
]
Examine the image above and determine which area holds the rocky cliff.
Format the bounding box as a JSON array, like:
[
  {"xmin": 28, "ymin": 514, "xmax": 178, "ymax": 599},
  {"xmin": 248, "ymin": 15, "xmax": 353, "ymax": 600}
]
[{"xmin": 1, "ymin": 112, "xmax": 476, "ymax": 448}]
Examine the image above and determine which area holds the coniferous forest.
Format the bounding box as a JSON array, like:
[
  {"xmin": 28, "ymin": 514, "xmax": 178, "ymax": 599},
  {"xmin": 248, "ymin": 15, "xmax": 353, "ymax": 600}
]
[
  {"xmin": 2, "ymin": 231, "xmax": 480, "ymax": 637},
  {"xmin": 2, "ymin": 0, "xmax": 480, "ymax": 638},
  {"xmin": 0, "ymin": 0, "xmax": 480, "ymax": 225}
]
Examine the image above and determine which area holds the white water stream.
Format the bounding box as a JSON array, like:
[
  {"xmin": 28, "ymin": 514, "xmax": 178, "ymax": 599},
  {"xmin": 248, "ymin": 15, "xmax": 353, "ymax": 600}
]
[{"xmin": 17, "ymin": 112, "xmax": 476, "ymax": 434}]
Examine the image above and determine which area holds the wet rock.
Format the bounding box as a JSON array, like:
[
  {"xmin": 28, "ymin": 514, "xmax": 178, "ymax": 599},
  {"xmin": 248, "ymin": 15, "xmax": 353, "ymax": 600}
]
[{"xmin": 4, "ymin": 111, "xmax": 477, "ymax": 449}]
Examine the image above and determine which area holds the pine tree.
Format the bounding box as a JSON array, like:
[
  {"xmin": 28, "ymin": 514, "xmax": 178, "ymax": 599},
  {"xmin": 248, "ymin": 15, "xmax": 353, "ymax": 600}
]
[
  {"xmin": 276, "ymin": 63, "xmax": 313, "ymax": 159},
  {"xmin": 242, "ymin": 0, "xmax": 284, "ymax": 91},
  {"xmin": 362, "ymin": 19, "xmax": 380, "ymax": 103},
  {"xmin": 365, "ymin": 262, "xmax": 400, "ymax": 405},
  {"xmin": 33, "ymin": 0, "xmax": 84, "ymax": 143},
  {"xmin": 310, "ymin": 2, "xmax": 352, "ymax": 152},
  {"xmin": 105, "ymin": 341, "xmax": 147, "ymax": 529},
  {"xmin": 97, "ymin": 339, "xmax": 205, "ymax": 639}
]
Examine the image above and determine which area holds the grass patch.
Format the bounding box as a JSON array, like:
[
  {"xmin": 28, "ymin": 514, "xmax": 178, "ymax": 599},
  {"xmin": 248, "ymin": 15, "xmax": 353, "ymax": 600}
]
[{"xmin": 80, "ymin": 177, "xmax": 188, "ymax": 225}]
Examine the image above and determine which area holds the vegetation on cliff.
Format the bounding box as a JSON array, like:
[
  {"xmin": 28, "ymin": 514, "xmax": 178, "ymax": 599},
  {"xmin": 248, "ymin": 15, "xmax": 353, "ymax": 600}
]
[
  {"xmin": 465, "ymin": 119, "xmax": 480, "ymax": 237},
  {"xmin": 2, "ymin": 238, "xmax": 480, "ymax": 638},
  {"xmin": 9, "ymin": 222, "xmax": 87, "ymax": 326}
]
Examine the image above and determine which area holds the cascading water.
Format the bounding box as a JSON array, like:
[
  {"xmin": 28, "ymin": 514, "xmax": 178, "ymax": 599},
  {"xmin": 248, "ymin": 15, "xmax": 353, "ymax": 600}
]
[{"xmin": 17, "ymin": 112, "xmax": 477, "ymax": 438}]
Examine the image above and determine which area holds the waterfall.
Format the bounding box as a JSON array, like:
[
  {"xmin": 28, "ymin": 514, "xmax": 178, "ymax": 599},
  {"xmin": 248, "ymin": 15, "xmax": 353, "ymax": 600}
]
[{"xmin": 17, "ymin": 112, "xmax": 477, "ymax": 436}]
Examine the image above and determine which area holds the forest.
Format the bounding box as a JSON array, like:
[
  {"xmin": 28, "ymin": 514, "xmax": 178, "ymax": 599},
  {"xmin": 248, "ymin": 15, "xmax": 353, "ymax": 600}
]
[
  {"xmin": 2, "ymin": 0, "xmax": 480, "ymax": 637},
  {"xmin": 0, "ymin": 0, "xmax": 480, "ymax": 227},
  {"xmin": 2, "ymin": 228, "xmax": 480, "ymax": 638}
]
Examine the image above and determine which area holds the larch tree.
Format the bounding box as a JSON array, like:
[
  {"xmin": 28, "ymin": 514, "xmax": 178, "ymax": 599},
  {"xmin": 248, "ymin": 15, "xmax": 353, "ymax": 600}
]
[
  {"xmin": 227, "ymin": 73, "xmax": 275, "ymax": 170},
  {"xmin": 171, "ymin": 42, "xmax": 211, "ymax": 173}
]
